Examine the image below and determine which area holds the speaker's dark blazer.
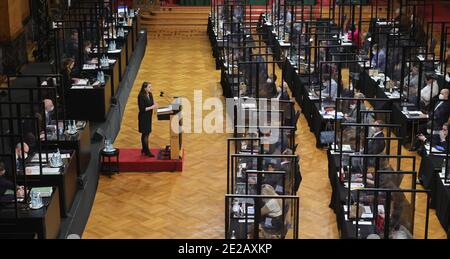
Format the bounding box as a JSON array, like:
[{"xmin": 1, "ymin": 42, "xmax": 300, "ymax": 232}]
[{"xmin": 138, "ymin": 93, "xmax": 154, "ymax": 134}]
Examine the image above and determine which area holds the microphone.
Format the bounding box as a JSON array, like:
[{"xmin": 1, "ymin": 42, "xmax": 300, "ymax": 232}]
[{"xmin": 160, "ymin": 91, "xmax": 174, "ymax": 104}]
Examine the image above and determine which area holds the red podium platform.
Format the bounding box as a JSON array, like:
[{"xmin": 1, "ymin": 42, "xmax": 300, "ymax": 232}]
[{"xmin": 115, "ymin": 148, "xmax": 184, "ymax": 172}]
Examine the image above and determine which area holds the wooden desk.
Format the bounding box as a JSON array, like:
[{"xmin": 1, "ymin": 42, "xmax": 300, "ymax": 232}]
[
  {"xmin": 66, "ymin": 77, "xmax": 112, "ymax": 122},
  {"xmin": 82, "ymin": 61, "xmax": 120, "ymax": 97},
  {"xmin": 17, "ymin": 151, "xmax": 78, "ymax": 217},
  {"xmin": 0, "ymin": 187, "xmax": 61, "ymax": 239},
  {"xmin": 42, "ymin": 122, "xmax": 92, "ymax": 177}
]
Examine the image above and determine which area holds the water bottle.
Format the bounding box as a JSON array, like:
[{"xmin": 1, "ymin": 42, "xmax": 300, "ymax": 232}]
[{"xmin": 31, "ymin": 191, "xmax": 42, "ymax": 209}]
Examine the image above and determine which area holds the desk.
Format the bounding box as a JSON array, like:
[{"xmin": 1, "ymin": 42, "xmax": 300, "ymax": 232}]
[
  {"xmin": 434, "ymin": 176, "xmax": 450, "ymax": 238},
  {"xmin": 419, "ymin": 153, "xmax": 450, "ymax": 237},
  {"xmin": 327, "ymin": 151, "xmax": 378, "ymax": 238},
  {"xmin": 42, "ymin": 122, "xmax": 91, "ymax": 178},
  {"xmin": 82, "ymin": 61, "xmax": 120, "ymax": 97},
  {"xmin": 391, "ymin": 103, "xmax": 429, "ymax": 147},
  {"xmin": 18, "ymin": 151, "xmax": 78, "ymax": 217},
  {"xmin": 66, "ymin": 77, "xmax": 112, "ymax": 122},
  {"xmin": 0, "ymin": 187, "xmax": 61, "ymax": 239}
]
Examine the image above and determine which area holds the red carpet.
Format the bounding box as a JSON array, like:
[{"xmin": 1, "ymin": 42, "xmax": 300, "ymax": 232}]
[{"xmin": 113, "ymin": 148, "xmax": 184, "ymax": 172}]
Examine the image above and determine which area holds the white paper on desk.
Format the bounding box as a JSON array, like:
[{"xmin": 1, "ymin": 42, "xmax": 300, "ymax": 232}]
[
  {"xmin": 352, "ymin": 221, "xmax": 372, "ymax": 225},
  {"xmin": 361, "ymin": 213, "xmax": 373, "ymax": 219},
  {"xmin": 342, "ymin": 145, "xmax": 352, "ymax": 152},
  {"xmin": 108, "ymin": 49, "xmax": 121, "ymax": 54},
  {"xmin": 238, "ymin": 219, "xmax": 254, "ymax": 223},
  {"xmin": 77, "ymin": 79, "xmax": 89, "ymax": 85},
  {"xmin": 31, "ymin": 154, "xmax": 48, "ymax": 162},
  {"xmin": 43, "ymin": 167, "xmax": 61, "ymax": 175},
  {"xmin": 408, "ymin": 111, "xmax": 422, "ymax": 116},
  {"xmin": 26, "ymin": 166, "xmax": 41, "ymax": 175},
  {"xmin": 241, "ymin": 102, "xmax": 256, "ymax": 109},
  {"xmin": 83, "ymin": 64, "xmax": 97, "ymax": 70},
  {"xmin": 71, "ymin": 85, "xmax": 85, "ymax": 89}
]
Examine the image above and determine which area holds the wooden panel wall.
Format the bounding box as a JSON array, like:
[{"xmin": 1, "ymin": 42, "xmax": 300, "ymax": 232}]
[{"xmin": 0, "ymin": 0, "xmax": 29, "ymax": 42}]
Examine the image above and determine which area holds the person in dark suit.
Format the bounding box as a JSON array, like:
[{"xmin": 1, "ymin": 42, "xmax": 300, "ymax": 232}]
[
  {"xmin": 44, "ymin": 99, "xmax": 56, "ymax": 126},
  {"xmin": 414, "ymin": 123, "xmax": 449, "ymax": 153},
  {"xmin": 60, "ymin": 58, "xmax": 81, "ymax": 96},
  {"xmin": 367, "ymin": 120, "xmax": 386, "ymax": 155},
  {"xmin": 138, "ymin": 82, "xmax": 158, "ymax": 157},
  {"xmin": 0, "ymin": 161, "xmax": 25, "ymax": 203},
  {"xmin": 431, "ymin": 89, "xmax": 450, "ymax": 130}
]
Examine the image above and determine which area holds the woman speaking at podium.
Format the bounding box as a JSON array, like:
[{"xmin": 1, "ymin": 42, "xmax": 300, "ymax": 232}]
[{"xmin": 138, "ymin": 82, "xmax": 158, "ymax": 157}]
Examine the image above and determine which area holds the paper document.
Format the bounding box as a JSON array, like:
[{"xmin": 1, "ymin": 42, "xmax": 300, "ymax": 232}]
[
  {"xmin": 108, "ymin": 49, "xmax": 121, "ymax": 54},
  {"xmin": 158, "ymin": 106, "xmax": 172, "ymax": 114},
  {"xmin": 43, "ymin": 167, "xmax": 61, "ymax": 175},
  {"xmin": 26, "ymin": 166, "xmax": 41, "ymax": 175},
  {"xmin": 31, "ymin": 187, "xmax": 53, "ymax": 197},
  {"xmin": 75, "ymin": 79, "xmax": 89, "ymax": 85}
]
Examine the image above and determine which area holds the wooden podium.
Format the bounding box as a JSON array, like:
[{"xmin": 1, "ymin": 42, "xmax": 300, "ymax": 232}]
[{"xmin": 157, "ymin": 98, "xmax": 182, "ymax": 160}]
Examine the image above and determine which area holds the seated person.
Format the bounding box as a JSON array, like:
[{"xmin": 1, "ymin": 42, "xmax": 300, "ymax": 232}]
[
  {"xmin": 83, "ymin": 41, "xmax": 97, "ymax": 64},
  {"xmin": 431, "ymin": 89, "xmax": 450, "ymax": 129},
  {"xmin": 413, "ymin": 122, "xmax": 448, "ymax": 152},
  {"xmin": 262, "ymin": 161, "xmax": 280, "ymax": 190},
  {"xmin": 366, "ymin": 120, "xmax": 386, "ymax": 155},
  {"xmin": 401, "ymin": 66, "xmax": 424, "ymax": 104},
  {"xmin": 0, "ymin": 161, "xmax": 25, "ymax": 203},
  {"xmin": 420, "ymin": 74, "xmax": 439, "ymax": 108},
  {"xmin": 344, "ymin": 93, "xmax": 367, "ymax": 123},
  {"xmin": 60, "ymin": 58, "xmax": 82, "ymax": 91},
  {"xmin": 44, "ymin": 99, "xmax": 56, "ymax": 126},
  {"xmin": 260, "ymin": 184, "xmax": 284, "ymax": 235},
  {"xmin": 316, "ymin": 74, "xmax": 337, "ymax": 101},
  {"xmin": 371, "ymin": 44, "xmax": 386, "ymax": 72}
]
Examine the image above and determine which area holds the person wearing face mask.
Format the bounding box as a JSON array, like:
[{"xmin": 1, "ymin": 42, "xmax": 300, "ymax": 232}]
[{"xmin": 431, "ymin": 89, "xmax": 450, "ymax": 129}]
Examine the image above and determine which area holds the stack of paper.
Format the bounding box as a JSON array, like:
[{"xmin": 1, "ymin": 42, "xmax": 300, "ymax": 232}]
[
  {"xmin": 31, "ymin": 187, "xmax": 53, "ymax": 197},
  {"xmin": 43, "ymin": 167, "xmax": 61, "ymax": 175},
  {"xmin": 26, "ymin": 166, "xmax": 41, "ymax": 175}
]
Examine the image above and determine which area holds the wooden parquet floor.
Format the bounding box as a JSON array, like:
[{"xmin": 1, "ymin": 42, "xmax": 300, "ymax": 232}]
[{"xmin": 82, "ymin": 33, "xmax": 447, "ymax": 239}]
